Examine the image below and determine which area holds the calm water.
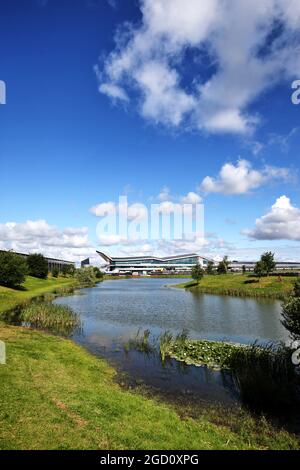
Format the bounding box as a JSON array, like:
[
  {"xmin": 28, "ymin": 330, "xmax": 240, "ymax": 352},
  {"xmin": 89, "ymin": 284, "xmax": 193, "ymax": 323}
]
[{"xmin": 54, "ymin": 278, "xmax": 288, "ymax": 406}]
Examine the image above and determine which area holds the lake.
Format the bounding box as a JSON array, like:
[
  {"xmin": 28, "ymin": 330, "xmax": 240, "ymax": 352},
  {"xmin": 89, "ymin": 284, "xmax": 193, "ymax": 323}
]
[{"xmin": 54, "ymin": 278, "xmax": 288, "ymax": 407}]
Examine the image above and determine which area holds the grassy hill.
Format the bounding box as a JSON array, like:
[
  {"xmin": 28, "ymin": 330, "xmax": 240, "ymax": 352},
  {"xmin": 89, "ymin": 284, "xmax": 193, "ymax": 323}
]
[{"xmin": 0, "ymin": 276, "xmax": 77, "ymax": 315}]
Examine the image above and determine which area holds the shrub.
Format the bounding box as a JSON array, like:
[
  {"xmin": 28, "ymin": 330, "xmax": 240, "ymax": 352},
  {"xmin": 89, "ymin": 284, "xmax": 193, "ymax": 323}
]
[
  {"xmin": 27, "ymin": 253, "xmax": 48, "ymax": 279},
  {"xmin": 61, "ymin": 264, "xmax": 75, "ymax": 276},
  {"xmin": 191, "ymin": 264, "xmax": 204, "ymax": 283},
  {"xmin": 281, "ymin": 278, "xmax": 300, "ymax": 341},
  {"xmin": 282, "ymin": 297, "xmax": 300, "ymax": 341},
  {"xmin": 93, "ymin": 267, "xmax": 104, "ymax": 280},
  {"xmin": 293, "ymin": 279, "xmax": 300, "ymax": 297},
  {"xmin": 0, "ymin": 251, "xmax": 28, "ymax": 288},
  {"xmin": 52, "ymin": 267, "xmax": 59, "ymax": 278},
  {"xmin": 75, "ymin": 267, "xmax": 96, "ymax": 286}
]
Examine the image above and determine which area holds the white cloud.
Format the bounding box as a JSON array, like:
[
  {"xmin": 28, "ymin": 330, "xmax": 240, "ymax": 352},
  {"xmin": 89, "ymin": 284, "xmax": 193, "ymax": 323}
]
[
  {"xmin": 99, "ymin": 82, "xmax": 129, "ymax": 102},
  {"xmin": 181, "ymin": 192, "xmax": 202, "ymax": 204},
  {"xmin": 157, "ymin": 186, "xmax": 171, "ymax": 202},
  {"xmin": 96, "ymin": 0, "xmax": 300, "ymax": 134},
  {"xmin": 244, "ymin": 196, "xmax": 300, "ymax": 241},
  {"xmin": 200, "ymin": 159, "xmax": 291, "ymax": 195},
  {"xmin": 0, "ymin": 220, "xmax": 94, "ymax": 262}
]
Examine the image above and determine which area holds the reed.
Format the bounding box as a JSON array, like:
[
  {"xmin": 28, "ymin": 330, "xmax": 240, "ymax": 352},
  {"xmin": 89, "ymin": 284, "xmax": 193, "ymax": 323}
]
[
  {"xmin": 20, "ymin": 302, "xmax": 82, "ymax": 336},
  {"xmin": 124, "ymin": 329, "xmax": 154, "ymax": 354},
  {"xmin": 229, "ymin": 342, "xmax": 299, "ymax": 409}
]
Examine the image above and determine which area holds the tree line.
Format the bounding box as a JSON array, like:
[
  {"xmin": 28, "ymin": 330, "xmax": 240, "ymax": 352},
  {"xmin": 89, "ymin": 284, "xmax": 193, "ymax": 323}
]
[{"xmin": 0, "ymin": 251, "xmax": 103, "ymax": 289}]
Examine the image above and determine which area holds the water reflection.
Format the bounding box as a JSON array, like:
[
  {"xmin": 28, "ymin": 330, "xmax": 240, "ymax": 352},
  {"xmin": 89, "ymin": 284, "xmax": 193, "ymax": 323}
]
[{"xmin": 54, "ymin": 278, "xmax": 288, "ymax": 406}]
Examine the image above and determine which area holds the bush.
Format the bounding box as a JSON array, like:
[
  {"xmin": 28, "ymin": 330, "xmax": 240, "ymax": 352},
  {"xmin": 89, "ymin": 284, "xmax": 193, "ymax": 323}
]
[
  {"xmin": 0, "ymin": 251, "xmax": 28, "ymax": 288},
  {"xmin": 191, "ymin": 264, "xmax": 204, "ymax": 283},
  {"xmin": 61, "ymin": 264, "xmax": 75, "ymax": 276},
  {"xmin": 281, "ymin": 278, "xmax": 300, "ymax": 341},
  {"xmin": 52, "ymin": 267, "xmax": 59, "ymax": 278},
  {"xmin": 27, "ymin": 253, "xmax": 48, "ymax": 279},
  {"xmin": 293, "ymin": 279, "xmax": 300, "ymax": 297},
  {"xmin": 93, "ymin": 267, "xmax": 104, "ymax": 280},
  {"xmin": 75, "ymin": 267, "xmax": 96, "ymax": 286},
  {"xmin": 282, "ymin": 297, "xmax": 300, "ymax": 341}
]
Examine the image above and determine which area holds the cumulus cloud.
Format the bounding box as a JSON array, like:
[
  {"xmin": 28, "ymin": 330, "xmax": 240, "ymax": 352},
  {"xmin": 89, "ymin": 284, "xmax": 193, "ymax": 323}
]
[
  {"xmin": 0, "ymin": 220, "xmax": 94, "ymax": 262},
  {"xmin": 200, "ymin": 159, "xmax": 291, "ymax": 195},
  {"xmin": 181, "ymin": 192, "xmax": 202, "ymax": 204},
  {"xmin": 96, "ymin": 0, "xmax": 300, "ymax": 134},
  {"xmin": 244, "ymin": 195, "xmax": 300, "ymax": 240}
]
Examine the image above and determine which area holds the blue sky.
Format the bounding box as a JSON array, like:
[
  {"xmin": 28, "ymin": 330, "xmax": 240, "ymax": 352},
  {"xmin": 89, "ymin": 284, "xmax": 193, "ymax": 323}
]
[{"xmin": 0, "ymin": 0, "xmax": 300, "ymax": 264}]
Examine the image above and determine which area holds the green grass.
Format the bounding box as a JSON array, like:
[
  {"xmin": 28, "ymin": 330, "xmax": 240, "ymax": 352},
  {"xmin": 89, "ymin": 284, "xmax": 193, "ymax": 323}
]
[
  {"xmin": 0, "ymin": 324, "xmax": 299, "ymax": 449},
  {"xmin": 0, "ymin": 276, "xmax": 77, "ymax": 316},
  {"xmin": 174, "ymin": 274, "xmax": 296, "ymax": 299}
]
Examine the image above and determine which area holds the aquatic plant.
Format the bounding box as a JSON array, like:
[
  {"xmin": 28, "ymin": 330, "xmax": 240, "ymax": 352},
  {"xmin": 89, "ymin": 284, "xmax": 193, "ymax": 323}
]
[
  {"xmin": 20, "ymin": 302, "xmax": 82, "ymax": 336},
  {"xmin": 159, "ymin": 331, "xmax": 174, "ymax": 362},
  {"xmin": 124, "ymin": 329, "xmax": 154, "ymax": 355},
  {"xmin": 229, "ymin": 342, "xmax": 300, "ymax": 409}
]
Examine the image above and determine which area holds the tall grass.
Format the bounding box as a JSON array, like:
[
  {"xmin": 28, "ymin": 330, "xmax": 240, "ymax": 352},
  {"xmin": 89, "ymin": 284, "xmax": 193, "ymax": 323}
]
[
  {"xmin": 124, "ymin": 329, "xmax": 154, "ymax": 354},
  {"xmin": 190, "ymin": 286, "xmax": 288, "ymax": 300},
  {"xmin": 229, "ymin": 343, "xmax": 300, "ymax": 409},
  {"xmin": 159, "ymin": 330, "xmax": 300, "ymax": 410},
  {"xmin": 159, "ymin": 331, "xmax": 174, "ymax": 362},
  {"xmin": 20, "ymin": 302, "xmax": 82, "ymax": 336}
]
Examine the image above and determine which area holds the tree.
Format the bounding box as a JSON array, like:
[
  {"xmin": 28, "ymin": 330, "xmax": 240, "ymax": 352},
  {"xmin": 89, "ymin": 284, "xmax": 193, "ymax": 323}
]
[
  {"xmin": 254, "ymin": 260, "xmax": 266, "ymax": 279},
  {"xmin": 0, "ymin": 251, "xmax": 28, "ymax": 288},
  {"xmin": 242, "ymin": 265, "xmax": 246, "ymax": 275},
  {"xmin": 52, "ymin": 267, "xmax": 59, "ymax": 278},
  {"xmin": 260, "ymin": 252, "xmax": 276, "ymax": 276},
  {"xmin": 93, "ymin": 267, "xmax": 104, "ymax": 280},
  {"xmin": 27, "ymin": 253, "xmax": 48, "ymax": 279},
  {"xmin": 206, "ymin": 261, "xmax": 214, "ymax": 275},
  {"xmin": 191, "ymin": 263, "xmax": 204, "ymax": 283},
  {"xmin": 217, "ymin": 256, "xmax": 230, "ymax": 274}
]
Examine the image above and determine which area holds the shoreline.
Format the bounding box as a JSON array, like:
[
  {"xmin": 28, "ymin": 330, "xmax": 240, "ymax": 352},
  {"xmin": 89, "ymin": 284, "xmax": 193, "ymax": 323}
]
[
  {"xmin": 1, "ymin": 323, "xmax": 299, "ymax": 449},
  {"xmin": 173, "ymin": 274, "xmax": 296, "ymax": 300},
  {"xmin": 0, "ymin": 277, "xmax": 299, "ymax": 449}
]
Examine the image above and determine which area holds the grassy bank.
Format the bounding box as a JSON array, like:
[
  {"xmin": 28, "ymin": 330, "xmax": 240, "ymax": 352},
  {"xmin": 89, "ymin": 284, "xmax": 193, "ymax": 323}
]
[
  {"xmin": 175, "ymin": 274, "xmax": 296, "ymax": 299},
  {"xmin": 0, "ymin": 324, "xmax": 299, "ymax": 449},
  {"xmin": 0, "ymin": 276, "xmax": 78, "ymax": 316}
]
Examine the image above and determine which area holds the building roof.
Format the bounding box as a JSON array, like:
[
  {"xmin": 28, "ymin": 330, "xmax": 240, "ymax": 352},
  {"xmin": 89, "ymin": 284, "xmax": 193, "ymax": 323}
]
[
  {"xmin": 96, "ymin": 251, "xmax": 208, "ymax": 263},
  {"xmin": 0, "ymin": 249, "xmax": 74, "ymax": 265}
]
